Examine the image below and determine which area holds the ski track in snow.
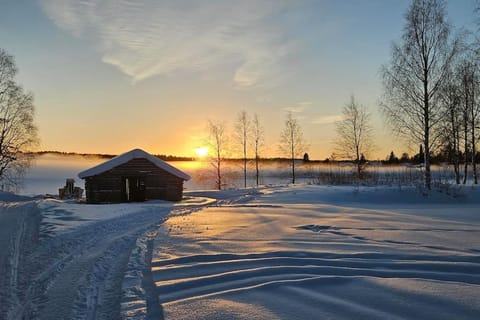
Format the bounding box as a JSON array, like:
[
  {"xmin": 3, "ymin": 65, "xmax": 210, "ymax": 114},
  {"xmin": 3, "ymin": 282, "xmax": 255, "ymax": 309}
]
[
  {"xmin": 0, "ymin": 198, "xmax": 208, "ymax": 320},
  {"xmin": 0, "ymin": 202, "xmax": 41, "ymax": 320},
  {"xmin": 23, "ymin": 208, "xmax": 169, "ymax": 319}
]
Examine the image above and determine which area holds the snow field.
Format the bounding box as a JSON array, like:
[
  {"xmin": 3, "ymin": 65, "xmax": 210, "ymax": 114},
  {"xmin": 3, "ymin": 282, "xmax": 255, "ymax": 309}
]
[
  {"xmin": 153, "ymin": 186, "xmax": 480, "ymax": 319},
  {"xmin": 1, "ymin": 185, "xmax": 479, "ymax": 319}
]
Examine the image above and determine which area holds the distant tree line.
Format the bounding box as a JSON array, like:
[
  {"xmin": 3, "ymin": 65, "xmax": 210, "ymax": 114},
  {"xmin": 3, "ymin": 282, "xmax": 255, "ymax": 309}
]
[
  {"xmin": 31, "ymin": 151, "xmax": 117, "ymax": 159},
  {"xmin": 382, "ymin": 144, "xmax": 480, "ymax": 166},
  {"xmin": 31, "ymin": 150, "xmax": 195, "ymax": 161}
]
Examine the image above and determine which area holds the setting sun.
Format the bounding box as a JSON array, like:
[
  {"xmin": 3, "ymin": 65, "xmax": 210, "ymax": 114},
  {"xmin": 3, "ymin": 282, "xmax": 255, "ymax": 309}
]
[{"xmin": 194, "ymin": 147, "xmax": 209, "ymax": 158}]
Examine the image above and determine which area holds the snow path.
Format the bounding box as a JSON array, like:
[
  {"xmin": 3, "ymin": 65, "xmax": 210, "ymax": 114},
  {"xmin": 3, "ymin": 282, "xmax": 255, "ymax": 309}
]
[
  {"xmin": 17, "ymin": 206, "xmax": 171, "ymax": 319},
  {"xmin": 152, "ymin": 186, "xmax": 480, "ymax": 319},
  {"xmin": 0, "ymin": 202, "xmax": 40, "ymax": 320},
  {"xmin": 0, "ymin": 197, "xmax": 213, "ymax": 320}
]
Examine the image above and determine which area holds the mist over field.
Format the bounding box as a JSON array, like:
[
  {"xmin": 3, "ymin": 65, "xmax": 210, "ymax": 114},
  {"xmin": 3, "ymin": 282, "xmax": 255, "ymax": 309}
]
[{"xmin": 21, "ymin": 153, "xmax": 461, "ymax": 196}]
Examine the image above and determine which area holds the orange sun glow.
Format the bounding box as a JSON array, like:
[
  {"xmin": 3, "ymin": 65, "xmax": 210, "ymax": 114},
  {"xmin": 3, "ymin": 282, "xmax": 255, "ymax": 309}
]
[{"xmin": 194, "ymin": 147, "xmax": 209, "ymax": 158}]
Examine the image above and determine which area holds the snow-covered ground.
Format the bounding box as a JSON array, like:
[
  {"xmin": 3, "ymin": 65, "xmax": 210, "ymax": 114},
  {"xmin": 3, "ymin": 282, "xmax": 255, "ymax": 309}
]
[
  {"xmin": 0, "ymin": 193, "xmax": 209, "ymax": 320},
  {"xmin": 154, "ymin": 185, "xmax": 480, "ymax": 320},
  {"xmin": 1, "ymin": 185, "xmax": 479, "ymax": 319}
]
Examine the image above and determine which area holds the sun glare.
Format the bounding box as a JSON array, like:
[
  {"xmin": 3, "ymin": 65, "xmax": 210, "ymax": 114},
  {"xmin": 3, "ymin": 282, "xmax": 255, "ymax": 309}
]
[{"xmin": 194, "ymin": 147, "xmax": 209, "ymax": 158}]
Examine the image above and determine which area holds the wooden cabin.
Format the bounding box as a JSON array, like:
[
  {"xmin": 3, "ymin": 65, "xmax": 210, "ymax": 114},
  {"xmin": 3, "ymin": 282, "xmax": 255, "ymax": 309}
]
[{"xmin": 78, "ymin": 149, "xmax": 190, "ymax": 203}]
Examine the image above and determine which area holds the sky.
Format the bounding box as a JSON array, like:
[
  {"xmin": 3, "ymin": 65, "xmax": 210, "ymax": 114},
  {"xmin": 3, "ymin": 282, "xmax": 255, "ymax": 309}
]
[{"xmin": 0, "ymin": 0, "xmax": 477, "ymax": 160}]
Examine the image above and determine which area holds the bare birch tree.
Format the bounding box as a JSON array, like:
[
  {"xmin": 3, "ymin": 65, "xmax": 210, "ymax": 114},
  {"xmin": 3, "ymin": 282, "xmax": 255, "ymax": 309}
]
[
  {"xmin": 0, "ymin": 49, "xmax": 38, "ymax": 190},
  {"xmin": 381, "ymin": 0, "xmax": 459, "ymax": 190},
  {"xmin": 234, "ymin": 111, "xmax": 250, "ymax": 188},
  {"xmin": 334, "ymin": 96, "xmax": 373, "ymax": 178},
  {"xmin": 280, "ymin": 112, "xmax": 307, "ymax": 184},
  {"xmin": 458, "ymin": 58, "xmax": 480, "ymax": 184},
  {"xmin": 439, "ymin": 70, "xmax": 462, "ymax": 184},
  {"xmin": 251, "ymin": 114, "xmax": 264, "ymax": 187},
  {"xmin": 208, "ymin": 120, "xmax": 227, "ymax": 190}
]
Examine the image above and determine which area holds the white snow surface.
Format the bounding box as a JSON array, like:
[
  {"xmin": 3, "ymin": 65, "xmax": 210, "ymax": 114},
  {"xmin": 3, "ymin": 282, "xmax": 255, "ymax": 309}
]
[
  {"xmin": 0, "ymin": 194, "xmax": 207, "ymax": 320},
  {"xmin": 154, "ymin": 185, "xmax": 480, "ymax": 320},
  {"xmin": 78, "ymin": 148, "xmax": 191, "ymax": 180},
  {"xmin": 0, "ymin": 185, "xmax": 479, "ymax": 319}
]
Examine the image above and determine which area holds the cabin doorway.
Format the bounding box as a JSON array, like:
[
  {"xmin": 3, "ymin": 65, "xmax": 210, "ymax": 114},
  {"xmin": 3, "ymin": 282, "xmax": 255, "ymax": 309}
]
[{"xmin": 121, "ymin": 176, "xmax": 146, "ymax": 202}]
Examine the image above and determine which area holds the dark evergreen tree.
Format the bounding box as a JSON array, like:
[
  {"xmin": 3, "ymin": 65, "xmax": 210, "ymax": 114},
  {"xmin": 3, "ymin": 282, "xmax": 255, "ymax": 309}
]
[
  {"xmin": 400, "ymin": 153, "xmax": 410, "ymax": 163},
  {"xmin": 387, "ymin": 151, "xmax": 399, "ymax": 164},
  {"xmin": 413, "ymin": 145, "xmax": 425, "ymax": 165},
  {"xmin": 360, "ymin": 153, "xmax": 366, "ymax": 163}
]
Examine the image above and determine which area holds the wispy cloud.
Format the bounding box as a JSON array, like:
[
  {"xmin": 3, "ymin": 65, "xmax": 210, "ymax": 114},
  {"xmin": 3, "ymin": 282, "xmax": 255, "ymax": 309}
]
[
  {"xmin": 311, "ymin": 114, "xmax": 343, "ymax": 124},
  {"xmin": 284, "ymin": 101, "xmax": 312, "ymax": 113},
  {"xmin": 41, "ymin": 0, "xmax": 291, "ymax": 86}
]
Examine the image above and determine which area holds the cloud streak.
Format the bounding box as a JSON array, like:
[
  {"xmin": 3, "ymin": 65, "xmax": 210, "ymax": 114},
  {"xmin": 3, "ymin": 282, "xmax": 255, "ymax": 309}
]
[
  {"xmin": 41, "ymin": 0, "xmax": 291, "ymax": 86},
  {"xmin": 284, "ymin": 101, "xmax": 312, "ymax": 113},
  {"xmin": 311, "ymin": 115, "xmax": 343, "ymax": 124}
]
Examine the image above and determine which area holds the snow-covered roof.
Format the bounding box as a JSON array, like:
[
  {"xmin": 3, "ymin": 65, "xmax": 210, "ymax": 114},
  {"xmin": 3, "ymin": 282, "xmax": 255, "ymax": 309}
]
[{"xmin": 78, "ymin": 148, "xmax": 191, "ymax": 180}]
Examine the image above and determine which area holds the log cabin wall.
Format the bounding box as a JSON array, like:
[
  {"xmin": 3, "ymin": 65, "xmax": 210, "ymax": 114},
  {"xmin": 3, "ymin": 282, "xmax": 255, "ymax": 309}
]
[{"xmin": 85, "ymin": 158, "xmax": 184, "ymax": 203}]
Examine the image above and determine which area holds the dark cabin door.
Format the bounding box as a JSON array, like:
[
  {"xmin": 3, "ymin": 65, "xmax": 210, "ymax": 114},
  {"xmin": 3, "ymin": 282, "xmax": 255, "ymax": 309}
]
[{"xmin": 122, "ymin": 176, "xmax": 146, "ymax": 202}]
